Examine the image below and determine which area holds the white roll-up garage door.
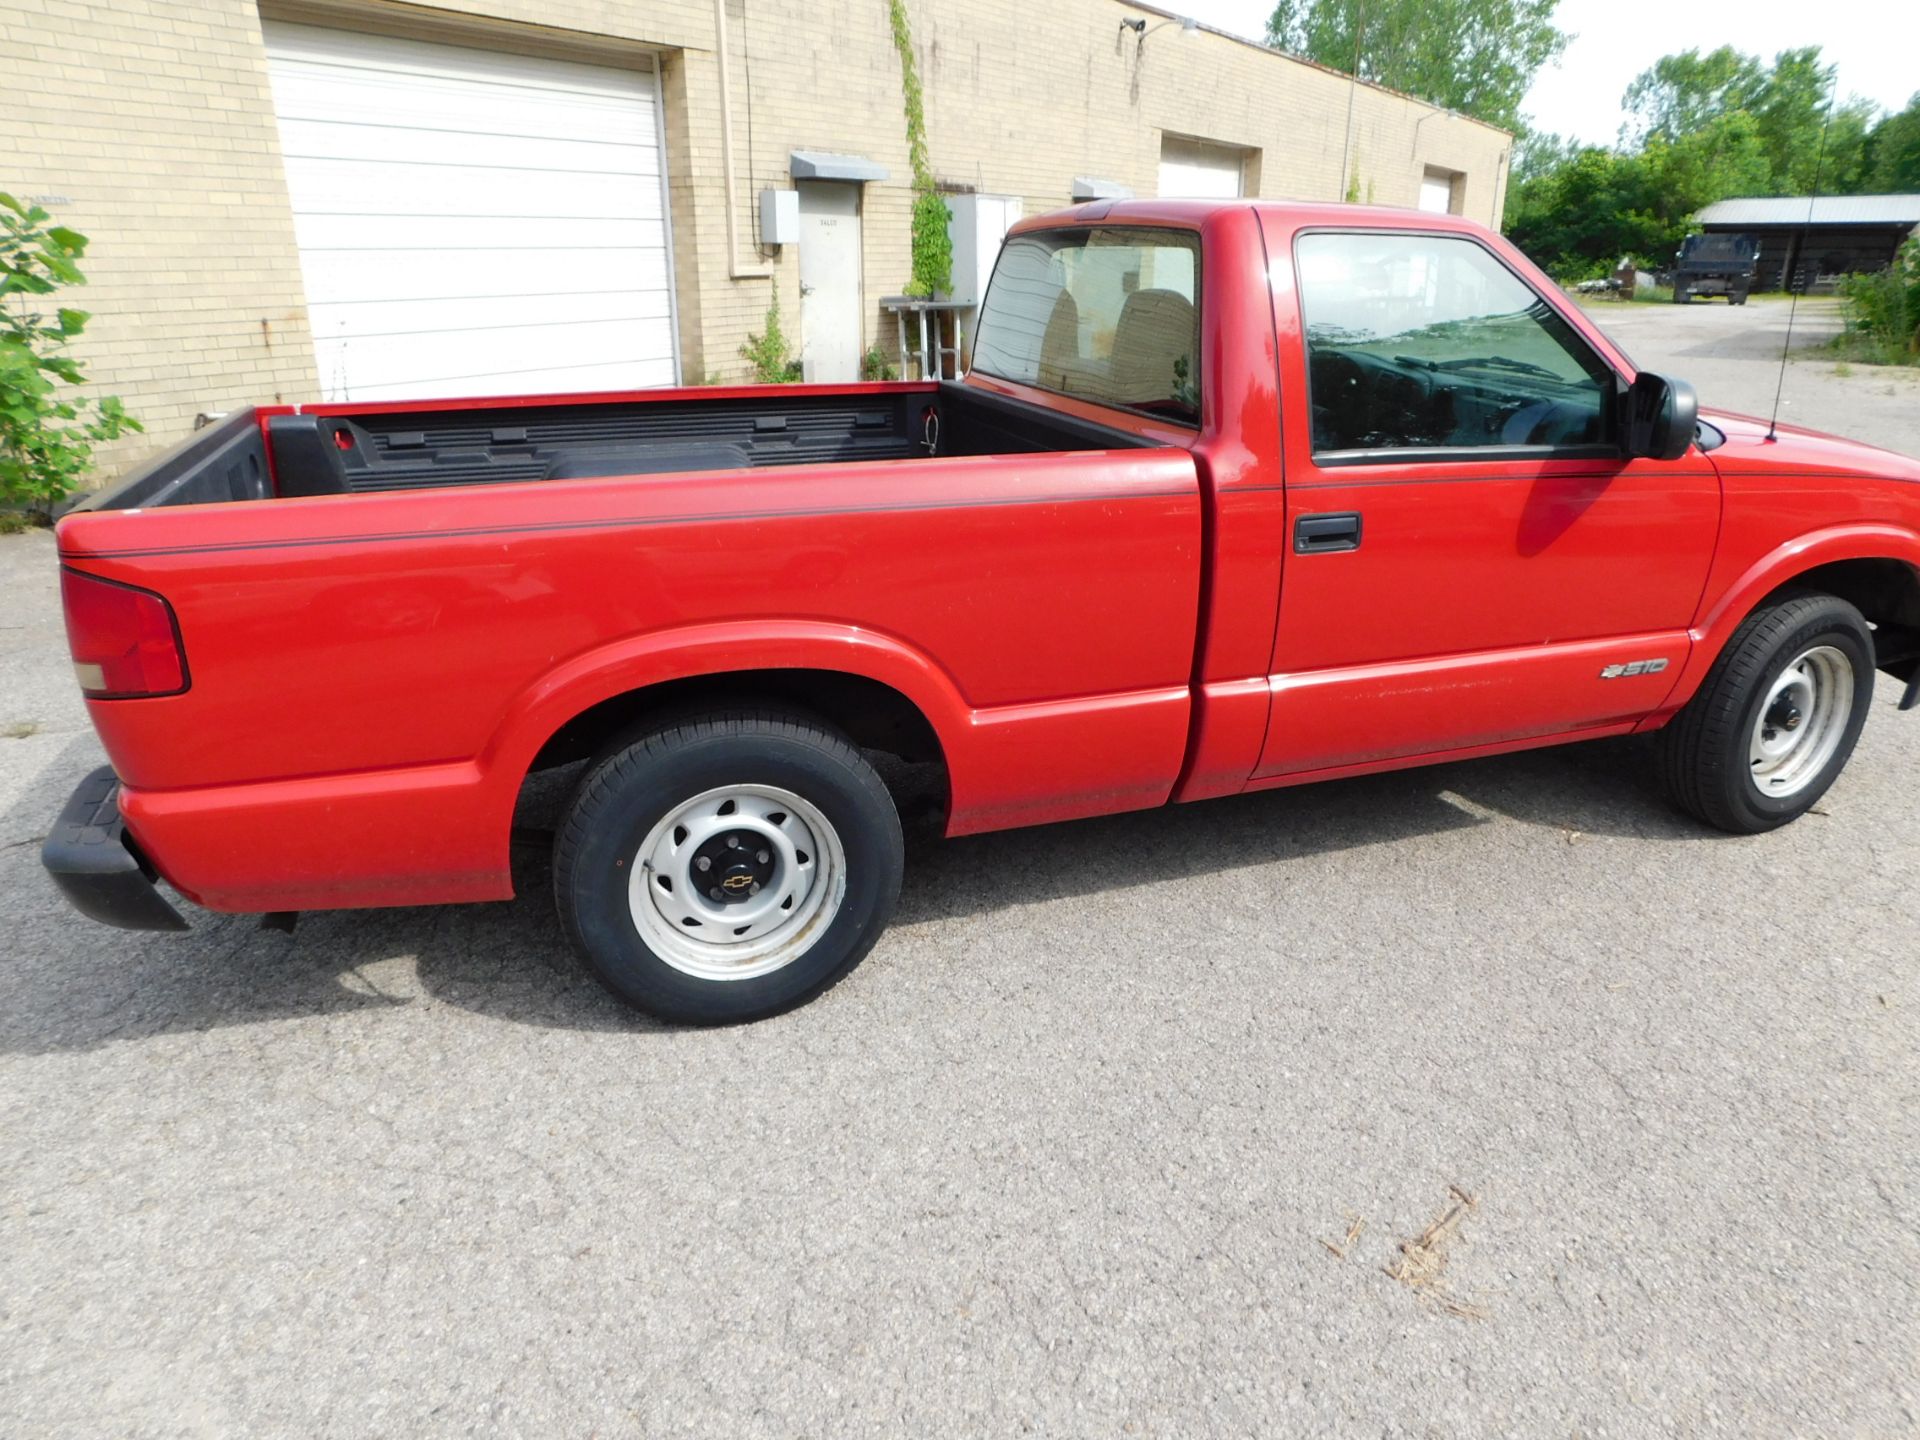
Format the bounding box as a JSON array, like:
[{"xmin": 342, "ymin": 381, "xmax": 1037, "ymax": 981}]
[
  {"xmin": 1419, "ymin": 168, "xmax": 1460, "ymax": 214},
  {"xmin": 264, "ymin": 22, "xmax": 678, "ymax": 402},
  {"xmin": 1158, "ymin": 137, "xmax": 1245, "ymax": 199}
]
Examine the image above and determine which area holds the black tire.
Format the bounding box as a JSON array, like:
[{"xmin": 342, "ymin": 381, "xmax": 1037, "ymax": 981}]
[
  {"xmin": 1656, "ymin": 593, "xmax": 1874, "ymax": 834},
  {"xmin": 1672, "ymin": 285, "xmax": 1690, "ymax": 304},
  {"xmin": 553, "ymin": 709, "xmax": 904, "ymax": 1024}
]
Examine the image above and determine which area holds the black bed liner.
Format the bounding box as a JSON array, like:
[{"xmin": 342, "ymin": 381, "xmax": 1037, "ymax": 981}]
[
  {"xmin": 278, "ymin": 390, "xmax": 933, "ymax": 496},
  {"xmin": 71, "ymin": 383, "xmax": 1165, "ymax": 512}
]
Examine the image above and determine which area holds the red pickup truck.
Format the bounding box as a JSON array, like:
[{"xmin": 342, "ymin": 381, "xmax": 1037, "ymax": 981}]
[{"xmin": 44, "ymin": 200, "xmax": 1920, "ymax": 1022}]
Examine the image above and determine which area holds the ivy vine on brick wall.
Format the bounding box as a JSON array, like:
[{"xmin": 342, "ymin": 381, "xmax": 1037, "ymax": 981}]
[{"xmin": 886, "ymin": 0, "xmax": 952, "ymax": 299}]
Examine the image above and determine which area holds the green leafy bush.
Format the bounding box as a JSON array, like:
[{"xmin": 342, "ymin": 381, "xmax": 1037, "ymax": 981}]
[
  {"xmin": 1, "ymin": 194, "xmax": 139, "ymax": 514},
  {"xmin": 739, "ymin": 293, "xmax": 803, "ymax": 383},
  {"xmin": 1836, "ymin": 237, "xmax": 1920, "ymax": 366},
  {"xmin": 859, "ymin": 344, "xmax": 899, "ymax": 381}
]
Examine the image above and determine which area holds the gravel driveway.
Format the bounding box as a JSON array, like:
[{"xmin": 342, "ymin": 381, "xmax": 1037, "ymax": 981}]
[{"xmin": 3, "ymin": 307, "xmax": 1916, "ymax": 1437}]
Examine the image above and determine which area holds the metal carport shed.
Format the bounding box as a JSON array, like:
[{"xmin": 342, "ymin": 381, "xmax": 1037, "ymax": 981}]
[{"xmin": 1694, "ymin": 195, "xmax": 1920, "ymax": 292}]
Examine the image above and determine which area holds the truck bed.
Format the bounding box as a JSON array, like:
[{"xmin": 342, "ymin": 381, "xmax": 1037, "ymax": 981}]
[
  {"xmin": 69, "ymin": 381, "xmax": 1160, "ymax": 511},
  {"xmin": 55, "ymin": 375, "xmax": 1204, "ymax": 913}
]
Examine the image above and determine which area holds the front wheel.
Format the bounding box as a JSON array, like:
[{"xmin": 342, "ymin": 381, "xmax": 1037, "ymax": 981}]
[
  {"xmin": 553, "ymin": 710, "xmax": 904, "ymax": 1023},
  {"xmin": 1656, "ymin": 594, "xmax": 1874, "ymax": 833}
]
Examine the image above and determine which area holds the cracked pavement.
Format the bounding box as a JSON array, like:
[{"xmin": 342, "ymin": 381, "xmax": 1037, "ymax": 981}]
[{"xmin": 2, "ymin": 306, "xmax": 1917, "ymax": 1436}]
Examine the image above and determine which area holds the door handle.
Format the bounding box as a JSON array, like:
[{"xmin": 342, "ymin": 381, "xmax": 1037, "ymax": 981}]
[{"xmin": 1294, "ymin": 511, "xmax": 1362, "ymax": 553}]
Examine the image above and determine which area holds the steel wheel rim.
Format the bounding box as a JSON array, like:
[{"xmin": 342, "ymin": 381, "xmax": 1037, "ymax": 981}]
[
  {"xmin": 628, "ymin": 784, "xmax": 846, "ymax": 982},
  {"xmin": 1748, "ymin": 644, "xmax": 1853, "ymax": 800}
]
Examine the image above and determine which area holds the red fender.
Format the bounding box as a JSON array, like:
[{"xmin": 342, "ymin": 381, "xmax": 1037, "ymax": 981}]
[
  {"xmin": 480, "ymin": 619, "xmax": 975, "ymax": 788},
  {"xmin": 480, "ymin": 619, "xmax": 1191, "ymax": 841},
  {"xmin": 1644, "ymin": 524, "xmax": 1920, "ymax": 725}
]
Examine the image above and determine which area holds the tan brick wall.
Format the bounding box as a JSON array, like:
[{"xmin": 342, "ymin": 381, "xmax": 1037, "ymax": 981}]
[
  {"xmin": 4, "ymin": 0, "xmax": 1510, "ymax": 476},
  {"xmin": 714, "ymin": 0, "xmax": 1512, "ymax": 379},
  {"xmin": 0, "ymin": 0, "xmax": 321, "ymax": 477}
]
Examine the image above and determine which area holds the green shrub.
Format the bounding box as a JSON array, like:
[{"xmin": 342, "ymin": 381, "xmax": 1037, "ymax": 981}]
[
  {"xmin": 1836, "ymin": 237, "xmax": 1920, "ymax": 365},
  {"xmin": 1, "ymin": 194, "xmax": 139, "ymax": 514},
  {"xmin": 739, "ymin": 294, "xmax": 803, "ymax": 383},
  {"xmin": 860, "ymin": 345, "xmax": 899, "ymax": 381}
]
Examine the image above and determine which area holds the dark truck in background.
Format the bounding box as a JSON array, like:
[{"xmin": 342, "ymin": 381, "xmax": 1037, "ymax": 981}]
[{"xmin": 1673, "ymin": 233, "xmax": 1759, "ymax": 304}]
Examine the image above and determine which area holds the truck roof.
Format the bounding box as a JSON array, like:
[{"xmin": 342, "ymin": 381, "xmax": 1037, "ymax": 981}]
[{"xmin": 1015, "ymin": 197, "xmax": 1492, "ymax": 235}]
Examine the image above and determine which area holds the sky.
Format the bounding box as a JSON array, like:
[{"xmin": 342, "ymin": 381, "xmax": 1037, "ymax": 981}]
[{"xmin": 1176, "ymin": 0, "xmax": 1920, "ymax": 143}]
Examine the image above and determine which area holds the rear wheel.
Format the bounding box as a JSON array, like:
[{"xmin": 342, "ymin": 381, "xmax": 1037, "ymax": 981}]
[
  {"xmin": 553, "ymin": 710, "xmax": 904, "ymax": 1023},
  {"xmin": 1672, "ymin": 284, "xmax": 1691, "ymax": 303},
  {"xmin": 1656, "ymin": 594, "xmax": 1874, "ymax": 833}
]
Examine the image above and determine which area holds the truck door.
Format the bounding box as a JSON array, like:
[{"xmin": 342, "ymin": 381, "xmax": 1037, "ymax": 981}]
[{"xmin": 1253, "ymin": 222, "xmax": 1720, "ymax": 781}]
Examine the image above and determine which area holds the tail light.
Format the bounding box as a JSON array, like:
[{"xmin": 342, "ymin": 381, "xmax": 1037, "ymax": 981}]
[{"xmin": 60, "ymin": 568, "xmax": 188, "ymax": 698}]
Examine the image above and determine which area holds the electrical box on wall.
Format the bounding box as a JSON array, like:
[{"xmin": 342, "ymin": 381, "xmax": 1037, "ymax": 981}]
[
  {"xmin": 759, "ymin": 188, "xmax": 799, "ymax": 246},
  {"xmin": 943, "ymin": 193, "xmax": 1023, "ymax": 308}
]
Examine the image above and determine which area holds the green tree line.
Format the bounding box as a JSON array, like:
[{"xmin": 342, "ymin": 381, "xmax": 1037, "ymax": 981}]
[
  {"xmin": 1265, "ymin": 1, "xmax": 1918, "ymax": 287},
  {"xmin": 1266, "ymin": 0, "xmax": 1566, "ymax": 134},
  {"xmin": 1506, "ymin": 48, "xmax": 1920, "ymax": 281}
]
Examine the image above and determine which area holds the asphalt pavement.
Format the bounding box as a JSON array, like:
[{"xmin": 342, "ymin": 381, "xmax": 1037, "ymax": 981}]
[
  {"xmin": 2, "ymin": 305, "xmax": 1916, "ymax": 1437},
  {"xmin": 1580, "ymin": 293, "xmax": 1920, "ymax": 458}
]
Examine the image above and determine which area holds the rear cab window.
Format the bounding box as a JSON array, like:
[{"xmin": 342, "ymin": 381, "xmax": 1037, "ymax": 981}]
[
  {"xmin": 1295, "ymin": 231, "xmax": 1618, "ymax": 461},
  {"xmin": 973, "ymin": 226, "xmax": 1202, "ymax": 426}
]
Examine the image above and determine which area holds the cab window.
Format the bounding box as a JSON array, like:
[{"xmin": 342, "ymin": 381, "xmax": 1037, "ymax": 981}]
[
  {"xmin": 973, "ymin": 227, "xmax": 1201, "ymax": 425},
  {"xmin": 1295, "ymin": 232, "xmax": 1615, "ymax": 457}
]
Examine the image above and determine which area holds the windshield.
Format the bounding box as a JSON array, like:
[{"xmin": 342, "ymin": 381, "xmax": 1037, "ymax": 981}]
[
  {"xmin": 972, "ymin": 227, "xmax": 1201, "ymax": 426},
  {"xmin": 1682, "ymin": 234, "xmax": 1755, "ymax": 261}
]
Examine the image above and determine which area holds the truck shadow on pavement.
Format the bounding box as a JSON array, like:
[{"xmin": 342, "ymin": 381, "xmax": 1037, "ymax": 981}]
[{"xmin": 2, "ymin": 733, "xmax": 1702, "ymax": 1055}]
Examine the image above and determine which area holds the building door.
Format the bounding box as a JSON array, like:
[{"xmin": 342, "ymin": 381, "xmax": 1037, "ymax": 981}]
[
  {"xmin": 263, "ymin": 21, "xmax": 678, "ymax": 401},
  {"xmin": 797, "ymin": 182, "xmax": 863, "ymax": 382}
]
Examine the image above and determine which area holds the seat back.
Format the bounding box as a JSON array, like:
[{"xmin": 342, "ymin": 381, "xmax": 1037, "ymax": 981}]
[{"xmin": 1107, "ymin": 288, "xmax": 1195, "ymax": 405}]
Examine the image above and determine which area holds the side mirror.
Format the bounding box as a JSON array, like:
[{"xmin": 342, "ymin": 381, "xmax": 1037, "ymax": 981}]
[{"xmin": 1624, "ymin": 372, "xmax": 1698, "ymax": 461}]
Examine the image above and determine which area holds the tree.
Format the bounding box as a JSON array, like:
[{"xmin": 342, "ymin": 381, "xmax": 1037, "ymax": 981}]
[
  {"xmin": 1815, "ymin": 101, "xmax": 1878, "ymax": 195},
  {"xmin": 1265, "ymin": 0, "xmax": 1567, "ymax": 133},
  {"xmin": 1629, "ymin": 116, "xmax": 1770, "ymax": 255},
  {"xmin": 1503, "ymin": 147, "xmax": 1668, "ymax": 280},
  {"xmin": 1865, "ymin": 95, "xmax": 1920, "ymax": 192},
  {"xmin": 1621, "ymin": 46, "xmax": 1766, "ymax": 145},
  {"xmin": 1623, "ymin": 46, "xmax": 1875, "ymax": 195},
  {"xmin": 1749, "ymin": 49, "xmax": 1873, "ymax": 192},
  {"xmin": 1509, "ymin": 128, "xmax": 1579, "ymax": 188}
]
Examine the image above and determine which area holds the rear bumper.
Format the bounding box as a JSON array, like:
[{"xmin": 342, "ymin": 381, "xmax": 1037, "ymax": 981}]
[{"xmin": 41, "ymin": 766, "xmax": 189, "ymax": 931}]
